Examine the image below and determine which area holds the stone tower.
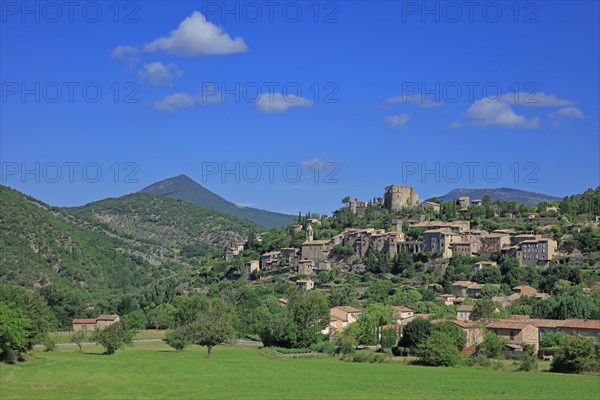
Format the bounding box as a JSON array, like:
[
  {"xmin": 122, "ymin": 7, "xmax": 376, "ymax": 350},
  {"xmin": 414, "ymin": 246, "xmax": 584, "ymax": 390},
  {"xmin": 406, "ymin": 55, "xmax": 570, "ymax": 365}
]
[
  {"xmin": 306, "ymin": 224, "xmax": 314, "ymax": 241},
  {"xmin": 383, "ymin": 185, "xmax": 419, "ymax": 211}
]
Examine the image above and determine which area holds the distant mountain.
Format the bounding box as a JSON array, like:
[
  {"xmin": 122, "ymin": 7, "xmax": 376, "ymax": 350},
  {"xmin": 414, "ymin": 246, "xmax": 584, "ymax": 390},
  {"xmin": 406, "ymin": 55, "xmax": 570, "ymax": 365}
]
[
  {"xmin": 140, "ymin": 175, "xmax": 296, "ymax": 228},
  {"xmin": 69, "ymin": 192, "xmax": 259, "ymax": 250},
  {"xmin": 428, "ymin": 188, "xmax": 561, "ymax": 206}
]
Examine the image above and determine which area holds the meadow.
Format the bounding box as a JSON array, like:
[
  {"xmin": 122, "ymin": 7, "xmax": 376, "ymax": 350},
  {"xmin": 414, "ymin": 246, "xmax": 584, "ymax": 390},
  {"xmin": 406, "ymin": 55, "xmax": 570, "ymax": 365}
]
[{"xmin": 1, "ymin": 341, "xmax": 598, "ymax": 400}]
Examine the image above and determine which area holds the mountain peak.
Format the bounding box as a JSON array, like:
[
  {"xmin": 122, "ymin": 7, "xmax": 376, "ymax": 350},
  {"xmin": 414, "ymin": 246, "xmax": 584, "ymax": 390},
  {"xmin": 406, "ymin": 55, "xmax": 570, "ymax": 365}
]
[{"xmin": 140, "ymin": 175, "xmax": 295, "ymax": 228}]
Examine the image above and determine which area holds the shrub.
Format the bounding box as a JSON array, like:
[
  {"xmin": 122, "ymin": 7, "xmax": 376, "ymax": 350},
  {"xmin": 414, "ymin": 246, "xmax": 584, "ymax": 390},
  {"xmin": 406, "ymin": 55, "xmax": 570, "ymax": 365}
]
[
  {"xmin": 43, "ymin": 338, "xmax": 57, "ymax": 352},
  {"xmin": 551, "ymin": 335, "xmax": 599, "ymax": 374},
  {"xmin": 417, "ymin": 330, "xmax": 460, "ymax": 367},
  {"xmin": 398, "ymin": 319, "xmax": 431, "ymax": 350},
  {"xmin": 392, "ymin": 346, "xmax": 410, "ymax": 357},
  {"xmin": 312, "ymin": 340, "xmax": 335, "ymax": 355},
  {"xmin": 516, "ymin": 355, "xmax": 538, "ymax": 371},
  {"xmin": 335, "ymin": 338, "xmax": 356, "ymax": 355},
  {"xmin": 92, "ymin": 321, "xmax": 135, "ymax": 355},
  {"xmin": 164, "ymin": 327, "xmax": 191, "ymax": 351},
  {"xmin": 479, "ymin": 332, "xmax": 506, "ymax": 359}
]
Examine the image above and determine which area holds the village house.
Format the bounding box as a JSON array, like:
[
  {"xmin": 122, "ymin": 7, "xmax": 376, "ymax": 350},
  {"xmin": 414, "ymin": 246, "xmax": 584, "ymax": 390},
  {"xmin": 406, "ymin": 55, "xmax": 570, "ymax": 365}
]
[
  {"xmin": 458, "ymin": 196, "xmax": 470, "ymax": 208},
  {"xmin": 456, "ymin": 304, "xmax": 474, "ymax": 321},
  {"xmin": 423, "ymin": 229, "xmax": 460, "ymax": 259},
  {"xmin": 225, "ymin": 242, "xmax": 245, "ymax": 261},
  {"xmin": 260, "ymin": 250, "xmax": 282, "ymax": 271},
  {"xmin": 296, "ymin": 278, "xmax": 314, "ymax": 290},
  {"xmin": 436, "ymin": 293, "xmax": 457, "ymax": 306},
  {"xmin": 517, "ymin": 238, "xmax": 558, "ymax": 265},
  {"xmin": 471, "ymin": 199, "xmax": 483, "ymax": 206},
  {"xmin": 73, "ymin": 314, "xmax": 120, "ymax": 332},
  {"xmin": 322, "ymin": 306, "xmax": 363, "ymax": 335},
  {"xmin": 420, "ymin": 201, "xmax": 441, "ymax": 213},
  {"xmin": 512, "ymin": 234, "xmax": 542, "ymax": 245},
  {"xmin": 450, "ymin": 240, "xmax": 480, "ymax": 257},
  {"xmin": 474, "ymin": 261, "xmax": 498, "ymax": 270},
  {"xmin": 297, "ymin": 259, "xmax": 315, "ymax": 275},
  {"xmin": 481, "ymin": 234, "xmax": 511, "ymax": 255},
  {"xmin": 301, "ymin": 239, "xmax": 333, "ymax": 270},
  {"xmin": 244, "ymin": 260, "xmax": 259, "ymax": 278},
  {"xmin": 291, "ymin": 224, "xmax": 303, "ymax": 234},
  {"xmin": 486, "ymin": 319, "xmax": 540, "ymax": 352},
  {"xmin": 392, "ymin": 306, "xmax": 414, "ymax": 322}
]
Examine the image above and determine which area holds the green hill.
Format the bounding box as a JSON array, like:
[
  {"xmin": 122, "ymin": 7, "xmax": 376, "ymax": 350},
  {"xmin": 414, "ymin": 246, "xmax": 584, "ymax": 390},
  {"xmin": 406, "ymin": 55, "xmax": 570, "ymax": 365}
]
[
  {"xmin": 140, "ymin": 175, "xmax": 296, "ymax": 228},
  {"xmin": 429, "ymin": 188, "xmax": 561, "ymax": 206},
  {"xmin": 0, "ymin": 185, "xmax": 181, "ymax": 295},
  {"xmin": 68, "ymin": 192, "xmax": 260, "ymax": 252}
]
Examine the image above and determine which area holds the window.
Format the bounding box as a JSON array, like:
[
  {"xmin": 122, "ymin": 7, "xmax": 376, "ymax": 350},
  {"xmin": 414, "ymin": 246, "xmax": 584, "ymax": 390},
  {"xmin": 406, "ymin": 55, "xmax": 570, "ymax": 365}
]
[{"xmin": 510, "ymin": 331, "xmax": 515, "ymax": 340}]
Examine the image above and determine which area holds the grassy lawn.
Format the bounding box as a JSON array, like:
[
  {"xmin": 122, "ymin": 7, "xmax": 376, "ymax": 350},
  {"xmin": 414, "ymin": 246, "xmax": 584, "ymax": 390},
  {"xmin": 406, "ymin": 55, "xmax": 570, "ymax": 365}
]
[
  {"xmin": 48, "ymin": 330, "xmax": 166, "ymax": 344},
  {"xmin": 1, "ymin": 342, "xmax": 598, "ymax": 400}
]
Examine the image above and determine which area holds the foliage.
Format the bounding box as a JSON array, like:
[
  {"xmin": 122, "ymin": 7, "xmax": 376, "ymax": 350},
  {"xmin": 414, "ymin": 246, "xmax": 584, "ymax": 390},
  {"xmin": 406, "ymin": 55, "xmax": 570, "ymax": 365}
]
[
  {"xmin": 71, "ymin": 332, "xmax": 85, "ymax": 352},
  {"xmin": 516, "ymin": 355, "xmax": 538, "ymax": 371},
  {"xmin": 417, "ymin": 330, "xmax": 460, "ymax": 367},
  {"xmin": 431, "ymin": 322, "xmax": 467, "ymax": 351},
  {"xmin": 123, "ymin": 310, "xmax": 148, "ymax": 330},
  {"xmin": 471, "ymin": 298, "xmax": 497, "ymax": 320},
  {"xmin": 398, "ymin": 319, "xmax": 432, "ymax": 350},
  {"xmin": 146, "ymin": 303, "xmax": 176, "ymax": 330},
  {"xmin": 479, "ymin": 332, "xmax": 507, "ymax": 359},
  {"xmin": 540, "ymin": 332, "xmax": 567, "ymax": 349},
  {"xmin": 550, "ymin": 335, "xmax": 600, "ymax": 374},
  {"xmin": 0, "ymin": 302, "xmax": 33, "ymax": 361},
  {"xmin": 92, "ymin": 321, "xmax": 135, "ymax": 355}
]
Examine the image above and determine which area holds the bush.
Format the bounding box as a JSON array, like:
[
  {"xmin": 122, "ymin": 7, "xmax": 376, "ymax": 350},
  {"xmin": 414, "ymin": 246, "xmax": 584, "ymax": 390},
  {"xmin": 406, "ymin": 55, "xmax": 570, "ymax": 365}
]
[
  {"xmin": 398, "ymin": 319, "xmax": 431, "ymax": 350},
  {"xmin": 392, "ymin": 346, "xmax": 410, "ymax": 357},
  {"xmin": 417, "ymin": 330, "xmax": 460, "ymax": 367},
  {"xmin": 275, "ymin": 347, "xmax": 312, "ymax": 354},
  {"xmin": 335, "ymin": 338, "xmax": 356, "ymax": 355},
  {"xmin": 351, "ymin": 351, "xmax": 385, "ymax": 363},
  {"xmin": 312, "ymin": 340, "xmax": 336, "ymax": 355},
  {"xmin": 516, "ymin": 355, "xmax": 538, "ymax": 371},
  {"xmin": 92, "ymin": 321, "xmax": 135, "ymax": 355},
  {"xmin": 463, "ymin": 356, "xmax": 492, "ymax": 368},
  {"xmin": 479, "ymin": 332, "xmax": 506, "ymax": 359},
  {"xmin": 164, "ymin": 327, "xmax": 191, "ymax": 351},
  {"xmin": 43, "ymin": 338, "xmax": 57, "ymax": 352},
  {"xmin": 551, "ymin": 335, "xmax": 599, "ymax": 374}
]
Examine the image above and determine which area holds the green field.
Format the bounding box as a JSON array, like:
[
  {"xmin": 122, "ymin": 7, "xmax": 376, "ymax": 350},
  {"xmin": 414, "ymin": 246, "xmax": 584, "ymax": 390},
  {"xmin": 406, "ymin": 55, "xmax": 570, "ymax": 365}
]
[{"xmin": 1, "ymin": 342, "xmax": 597, "ymax": 400}]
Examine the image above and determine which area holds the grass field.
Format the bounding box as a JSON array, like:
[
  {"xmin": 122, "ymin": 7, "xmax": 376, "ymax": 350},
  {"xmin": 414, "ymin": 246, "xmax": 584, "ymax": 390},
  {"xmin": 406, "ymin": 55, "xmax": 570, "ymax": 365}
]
[
  {"xmin": 48, "ymin": 330, "xmax": 167, "ymax": 344},
  {"xmin": 1, "ymin": 342, "xmax": 598, "ymax": 399}
]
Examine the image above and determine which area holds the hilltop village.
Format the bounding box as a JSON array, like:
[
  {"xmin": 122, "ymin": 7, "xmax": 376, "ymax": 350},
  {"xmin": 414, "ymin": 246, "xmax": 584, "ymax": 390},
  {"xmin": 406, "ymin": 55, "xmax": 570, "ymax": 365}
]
[{"xmin": 223, "ymin": 185, "xmax": 599, "ymax": 355}]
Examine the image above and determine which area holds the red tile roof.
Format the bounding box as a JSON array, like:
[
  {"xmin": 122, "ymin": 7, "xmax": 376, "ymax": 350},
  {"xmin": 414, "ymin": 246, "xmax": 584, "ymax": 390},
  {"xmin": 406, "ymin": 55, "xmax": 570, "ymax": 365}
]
[
  {"xmin": 97, "ymin": 314, "xmax": 119, "ymax": 321},
  {"xmin": 73, "ymin": 319, "xmax": 97, "ymax": 324}
]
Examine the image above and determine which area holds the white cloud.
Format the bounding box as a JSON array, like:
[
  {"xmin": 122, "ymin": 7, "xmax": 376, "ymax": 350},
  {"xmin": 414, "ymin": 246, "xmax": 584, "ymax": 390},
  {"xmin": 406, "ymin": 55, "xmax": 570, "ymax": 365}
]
[
  {"xmin": 385, "ymin": 114, "xmax": 411, "ymax": 131},
  {"xmin": 386, "ymin": 93, "xmax": 443, "ymax": 108},
  {"xmin": 449, "ymin": 121, "xmax": 462, "ymax": 129},
  {"xmin": 111, "ymin": 45, "xmax": 139, "ymax": 65},
  {"xmin": 144, "ymin": 11, "xmax": 248, "ymax": 56},
  {"xmin": 551, "ymin": 106, "xmax": 584, "ymax": 119},
  {"xmin": 467, "ymin": 100, "xmax": 539, "ymax": 128},
  {"xmin": 302, "ymin": 158, "xmax": 334, "ymax": 170},
  {"xmin": 256, "ymin": 93, "xmax": 312, "ymax": 113},
  {"xmin": 501, "ymin": 92, "xmax": 573, "ymax": 107},
  {"xmin": 139, "ymin": 62, "xmax": 183, "ymax": 86},
  {"xmin": 154, "ymin": 92, "xmax": 198, "ymax": 111}
]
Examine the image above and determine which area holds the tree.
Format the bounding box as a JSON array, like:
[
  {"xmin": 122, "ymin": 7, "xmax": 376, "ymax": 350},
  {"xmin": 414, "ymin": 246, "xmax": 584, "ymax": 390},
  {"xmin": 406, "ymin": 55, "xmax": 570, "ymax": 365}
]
[
  {"xmin": 417, "ymin": 330, "xmax": 460, "ymax": 367},
  {"xmin": 398, "ymin": 318, "xmax": 432, "ymax": 350},
  {"xmin": 540, "ymin": 332, "xmax": 567, "ymax": 349},
  {"xmin": 357, "ymin": 303, "xmax": 394, "ymax": 348},
  {"xmin": 146, "ymin": 304, "xmax": 176, "ymax": 330},
  {"xmin": 471, "ymin": 298, "xmax": 496, "ymax": 321},
  {"xmin": 286, "ymin": 289, "xmax": 329, "ymax": 348},
  {"xmin": 551, "ymin": 335, "xmax": 600, "ymax": 374},
  {"xmin": 71, "ymin": 332, "xmax": 85, "ymax": 352},
  {"xmin": 92, "ymin": 321, "xmax": 135, "ymax": 355},
  {"xmin": 431, "ymin": 322, "xmax": 466, "ymax": 351},
  {"xmin": 479, "ymin": 332, "xmax": 506, "ymax": 358},
  {"xmin": 0, "ymin": 302, "xmax": 33, "ymax": 362},
  {"xmin": 164, "ymin": 325, "xmax": 192, "ymax": 351},
  {"xmin": 123, "ymin": 310, "xmax": 148, "ymax": 330}
]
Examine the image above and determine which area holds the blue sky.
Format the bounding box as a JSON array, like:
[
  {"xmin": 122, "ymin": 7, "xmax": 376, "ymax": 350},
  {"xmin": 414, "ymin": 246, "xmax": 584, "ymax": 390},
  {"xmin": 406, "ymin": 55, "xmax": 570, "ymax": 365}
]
[{"xmin": 1, "ymin": 1, "xmax": 599, "ymax": 215}]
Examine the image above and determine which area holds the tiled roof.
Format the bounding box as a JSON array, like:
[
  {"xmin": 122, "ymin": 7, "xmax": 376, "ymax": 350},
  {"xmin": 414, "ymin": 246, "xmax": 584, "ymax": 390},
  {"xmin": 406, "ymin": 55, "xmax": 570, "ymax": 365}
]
[
  {"xmin": 73, "ymin": 318, "xmax": 97, "ymax": 324},
  {"xmin": 97, "ymin": 314, "xmax": 119, "ymax": 321}
]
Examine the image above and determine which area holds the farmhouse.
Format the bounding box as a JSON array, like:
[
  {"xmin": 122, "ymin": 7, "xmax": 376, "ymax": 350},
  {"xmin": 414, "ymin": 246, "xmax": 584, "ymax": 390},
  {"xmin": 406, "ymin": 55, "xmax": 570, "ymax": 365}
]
[{"xmin": 72, "ymin": 314, "xmax": 120, "ymax": 332}]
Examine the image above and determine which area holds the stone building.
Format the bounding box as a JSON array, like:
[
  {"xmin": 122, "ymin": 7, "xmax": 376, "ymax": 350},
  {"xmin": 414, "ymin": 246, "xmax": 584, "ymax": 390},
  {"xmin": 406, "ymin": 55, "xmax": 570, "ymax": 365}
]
[
  {"xmin": 420, "ymin": 201, "xmax": 441, "ymax": 213},
  {"xmin": 423, "ymin": 228, "xmax": 460, "ymax": 259},
  {"xmin": 349, "ymin": 198, "xmax": 368, "ymax": 215},
  {"xmin": 517, "ymin": 238, "xmax": 557, "ymax": 265},
  {"xmin": 383, "ymin": 185, "xmax": 419, "ymax": 211}
]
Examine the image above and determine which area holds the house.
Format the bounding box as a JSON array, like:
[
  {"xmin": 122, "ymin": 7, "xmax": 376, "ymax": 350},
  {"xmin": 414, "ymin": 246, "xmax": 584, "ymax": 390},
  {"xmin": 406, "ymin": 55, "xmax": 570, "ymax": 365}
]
[
  {"xmin": 517, "ymin": 238, "xmax": 557, "ymax": 265},
  {"xmin": 225, "ymin": 242, "xmax": 245, "ymax": 261},
  {"xmin": 458, "ymin": 196, "xmax": 470, "ymax": 208},
  {"xmin": 244, "ymin": 260, "xmax": 260, "ymax": 278},
  {"xmin": 474, "ymin": 261, "xmax": 497, "ymax": 270},
  {"xmin": 72, "ymin": 318, "xmax": 98, "ymax": 333},
  {"xmin": 420, "ymin": 201, "xmax": 441, "ymax": 213},
  {"xmin": 392, "ymin": 306, "xmax": 414, "ymax": 321},
  {"xmin": 260, "ymin": 250, "xmax": 282, "ymax": 271},
  {"xmin": 431, "ymin": 319, "xmax": 484, "ymax": 354},
  {"xmin": 481, "ymin": 234, "xmax": 511, "ymax": 255},
  {"xmin": 436, "ymin": 294, "xmax": 456, "ymax": 306},
  {"xmin": 423, "ymin": 229, "xmax": 460, "ymax": 259},
  {"xmin": 96, "ymin": 314, "xmax": 120, "ymax": 329},
  {"xmin": 512, "ymin": 285, "xmax": 538, "ymax": 296},
  {"xmin": 278, "ymin": 298, "xmax": 288, "ymax": 307},
  {"xmin": 301, "ymin": 239, "xmax": 333, "ymax": 269},
  {"xmin": 297, "ymin": 259, "xmax": 315, "ymax": 275},
  {"xmin": 323, "ymin": 306, "xmax": 363, "ymax": 335},
  {"xmin": 451, "ymin": 281, "xmax": 474, "ymax": 296},
  {"xmin": 471, "ymin": 199, "xmax": 483, "ymax": 206},
  {"xmin": 296, "ymin": 278, "xmax": 314, "ymax": 290},
  {"xmin": 291, "ymin": 224, "xmax": 303, "ymax": 234},
  {"xmin": 450, "ymin": 240, "xmax": 480, "ymax": 257},
  {"xmin": 457, "ymin": 304, "xmax": 474, "ymax": 321},
  {"xmin": 486, "ymin": 319, "xmax": 539, "ymax": 352},
  {"xmin": 512, "ymin": 234, "xmax": 542, "ymax": 245}
]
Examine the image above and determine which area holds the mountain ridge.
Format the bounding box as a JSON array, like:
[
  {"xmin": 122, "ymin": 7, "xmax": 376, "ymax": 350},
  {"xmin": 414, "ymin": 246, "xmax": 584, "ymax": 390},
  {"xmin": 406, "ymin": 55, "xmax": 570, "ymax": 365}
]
[
  {"xmin": 428, "ymin": 187, "xmax": 561, "ymax": 206},
  {"xmin": 140, "ymin": 175, "xmax": 296, "ymax": 228}
]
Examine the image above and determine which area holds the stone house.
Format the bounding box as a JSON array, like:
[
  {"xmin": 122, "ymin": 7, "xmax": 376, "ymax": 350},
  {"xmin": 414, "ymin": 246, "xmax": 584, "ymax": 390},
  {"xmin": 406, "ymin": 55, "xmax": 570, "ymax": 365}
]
[
  {"xmin": 457, "ymin": 305, "xmax": 474, "ymax": 321},
  {"xmin": 301, "ymin": 239, "xmax": 333, "ymax": 269},
  {"xmin": 296, "ymin": 278, "xmax": 314, "ymax": 290},
  {"xmin": 260, "ymin": 250, "xmax": 282, "ymax": 271},
  {"xmin": 420, "ymin": 201, "xmax": 441, "ymax": 213},
  {"xmin": 517, "ymin": 238, "xmax": 557, "ymax": 265},
  {"xmin": 450, "ymin": 240, "xmax": 480, "ymax": 257},
  {"xmin": 481, "ymin": 234, "xmax": 511, "ymax": 255},
  {"xmin": 297, "ymin": 259, "xmax": 315, "ymax": 275},
  {"xmin": 423, "ymin": 229, "xmax": 460, "ymax": 259},
  {"xmin": 72, "ymin": 318, "xmax": 98, "ymax": 333},
  {"xmin": 486, "ymin": 319, "xmax": 540, "ymax": 352}
]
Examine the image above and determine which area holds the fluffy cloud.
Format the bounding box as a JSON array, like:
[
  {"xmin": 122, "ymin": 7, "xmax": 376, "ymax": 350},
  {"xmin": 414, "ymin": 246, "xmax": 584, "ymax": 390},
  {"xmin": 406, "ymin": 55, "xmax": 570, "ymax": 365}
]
[
  {"xmin": 154, "ymin": 92, "xmax": 198, "ymax": 111},
  {"xmin": 256, "ymin": 93, "xmax": 312, "ymax": 114},
  {"xmin": 386, "ymin": 93, "xmax": 443, "ymax": 108},
  {"xmin": 385, "ymin": 114, "xmax": 411, "ymax": 131},
  {"xmin": 502, "ymin": 92, "xmax": 573, "ymax": 107},
  {"xmin": 111, "ymin": 45, "xmax": 139, "ymax": 65},
  {"xmin": 139, "ymin": 62, "xmax": 183, "ymax": 86},
  {"xmin": 467, "ymin": 100, "xmax": 539, "ymax": 128},
  {"xmin": 144, "ymin": 11, "xmax": 248, "ymax": 56},
  {"xmin": 551, "ymin": 106, "xmax": 584, "ymax": 119}
]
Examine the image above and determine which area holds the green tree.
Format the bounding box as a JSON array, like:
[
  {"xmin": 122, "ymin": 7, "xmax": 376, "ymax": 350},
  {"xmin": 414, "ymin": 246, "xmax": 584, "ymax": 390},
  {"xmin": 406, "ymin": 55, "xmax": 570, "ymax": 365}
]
[
  {"xmin": 550, "ymin": 335, "xmax": 600, "ymax": 374},
  {"xmin": 431, "ymin": 322, "xmax": 467, "ymax": 351},
  {"xmin": 357, "ymin": 303, "xmax": 394, "ymax": 348},
  {"xmin": 0, "ymin": 302, "xmax": 33, "ymax": 362},
  {"xmin": 287, "ymin": 289, "xmax": 329, "ymax": 348},
  {"xmin": 146, "ymin": 304, "xmax": 176, "ymax": 330},
  {"xmin": 71, "ymin": 331, "xmax": 85, "ymax": 353},
  {"xmin": 471, "ymin": 298, "xmax": 496, "ymax": 320},
  {"xmin": 92, "ymin": 321, "xmax": 135, "ymax": 355},
  {"xmin": 123, "ymin": 310, "xmax": 148, "ymax": 330},
  {"xmin": 398, "ymin": 318, "xmax": 432, "ymax": 350},
  {"xmin": 479, "ymin": 332, "xmax": 506, "ymax": 358},
  {"xmin": 417, "ymin": 330, "xmax": 460, "ymax": 367}
]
